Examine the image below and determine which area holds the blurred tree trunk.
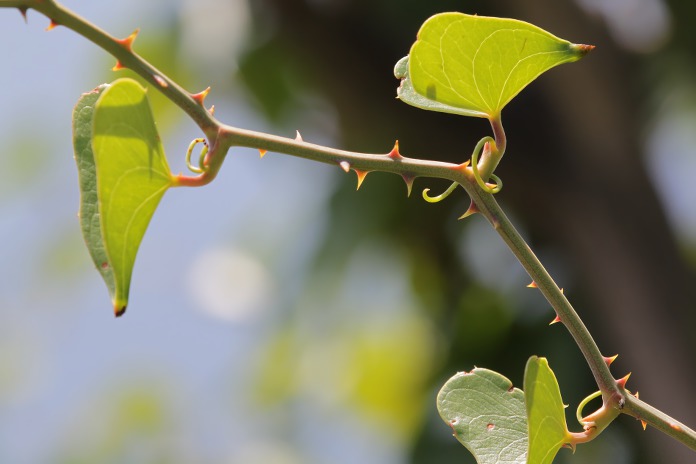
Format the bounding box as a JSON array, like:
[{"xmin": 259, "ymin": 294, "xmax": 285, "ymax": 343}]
[
  {"xmin": 499, "ymin": 2, "xmax": 696, "ymax": 462},
  {"xmin": 249, "ymin": 0, "xmax": 696, "ymax": 461}
]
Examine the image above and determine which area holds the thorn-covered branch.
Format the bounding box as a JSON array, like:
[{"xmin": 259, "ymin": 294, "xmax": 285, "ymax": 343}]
[{"xmin": 2, "ymin": 0, "xmax": 696, "ymax": 453}]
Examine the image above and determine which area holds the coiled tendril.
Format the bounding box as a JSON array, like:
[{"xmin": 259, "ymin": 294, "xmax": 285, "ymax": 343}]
[
  {"xmin": 422, "ymin": 181, "xmax": 460, "ymax": 203},
  {"xmin": 576, "ymin": 390, "xmax": 603, "ymax": 426},
  {"xmin": 471, "ymin": 136, "xmax": 503, "ymax": 194},
  {"xmin": 421, "ymin": 135, "xmax": 503, "ymax": 204},
  {"xmin": 186, "ymin": 138, "xmax": 209, "ymax": 173}
]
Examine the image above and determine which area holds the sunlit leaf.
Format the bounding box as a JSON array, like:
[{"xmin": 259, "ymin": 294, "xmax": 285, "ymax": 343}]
[
  {"xmin": 394, "ymin": 56, "xmax": 478, "ymax": 118},
  {"xmin": 73, "ymin": 85, "xmax": 114, "ymax": 300},
  {"xmin": 74, "ymin": 78, "xmax": 173, "ymax": 316},
  {"xmin": 437, "ymin": 368, "xmax": 527, "ymax": 464},
  {"xmin": 524, "ymin": 356, "xmax": 570, "ymax": 464},
  {"xmin": 401, "ymin": 13, "xmax": 592, "ymax": 118}
]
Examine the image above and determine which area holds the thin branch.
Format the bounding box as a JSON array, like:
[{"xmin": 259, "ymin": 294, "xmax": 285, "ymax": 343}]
[{"xmin": 623, "ymin": 394, "xmax": 696, "ymax": 451}]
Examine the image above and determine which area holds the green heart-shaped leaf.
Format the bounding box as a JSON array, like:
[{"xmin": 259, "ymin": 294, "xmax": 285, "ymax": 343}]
[
  {"xmin": 437, "ymin": 368, "xmax": 527, "ymax": 464},
  {"xmin": 401, "ymin": 13, "xmax": 592, "ymax": 118},
  {"xmin": 524, "ymin": 356, "xmax": 570, "ymax": 464},
  {"xmin": 73, "ymin": 78, "xmax": 173, "ymax": 316}
]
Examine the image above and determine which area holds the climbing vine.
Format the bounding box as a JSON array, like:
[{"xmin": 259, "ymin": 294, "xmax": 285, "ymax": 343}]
[{"xmin": 0, "ymin": 1, "xmax": 694, "ymax": 462}]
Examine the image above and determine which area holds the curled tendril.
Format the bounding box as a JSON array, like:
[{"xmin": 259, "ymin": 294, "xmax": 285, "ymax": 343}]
[
  {"xmin": 576, "ymin": 390, "xmax": 603, "ymax": 426},
  {"xmin": 422, "ymin": 181, "xmax": 459, "ymax": 203},
  {"xmin": 186, "ymin": 137, "xmax": 209, "ymax": 173},
  {"xmin": 471, "ymin": 136, "xmax": 503, "ymax": 194}
]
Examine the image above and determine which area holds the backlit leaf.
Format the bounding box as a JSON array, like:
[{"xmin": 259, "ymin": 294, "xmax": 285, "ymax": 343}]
[
  {"xmin": 524, "ymin": 356, "xmax": 570, "ymax": 464},
  {"xmin": 401, "ymin": 13, "xmax": 592, "ymax": 118},
  {"xmin": 74, "ymin": 78, "xmax": 173, "ymax": 316},
  {"xmin": 394, "ymin": 56, "xmax": 478, "ymax": 118}
]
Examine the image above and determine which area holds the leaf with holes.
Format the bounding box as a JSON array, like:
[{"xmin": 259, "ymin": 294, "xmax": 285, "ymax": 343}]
[
  {"xmin": 524, "ymin": 356, "xmax": 570, "ymax": 464},
  {"xmin": 74, "ymin": 78, "xmax": 173, "ymax": 316},
  {"xmin": 437, "ymin": 368, "xmax": 527, "ymax": 464},
  {"xmin": 398, "ymin": 13, "xmax": 593, "ymax": 118}
]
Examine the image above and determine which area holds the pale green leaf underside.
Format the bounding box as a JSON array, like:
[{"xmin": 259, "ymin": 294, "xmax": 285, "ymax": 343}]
[
  {"xmin": 524, "ymin": 356, "xmax": 569, "ymax": 464},
  {"xmin": 406, "ymin": 12, "xmax": 590, "ymax": 118},
  {"xmin": 91, "ymin": 78, "xmax": 173, "ymax": 315},
  {"xmin": 395, "ymin": 56, "xmax": 483, "ymax": 118},
  {"xmin": 437, "ymin": 368, "xmax": 527, "ymax": 464},
  {"xmin": 74, "ymin": 85, "xmax": 113, "ymax": 296}
]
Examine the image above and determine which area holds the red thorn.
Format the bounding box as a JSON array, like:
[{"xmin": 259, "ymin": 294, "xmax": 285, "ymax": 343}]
[
  {"xmin": 641, "ymin": 420, "xmax": 647, "ymax": 430},
  {"xmin": 387, "ymin": 140, "xmax": 403, "ymax": 160},
  {"xmin": 671, "ymin": 423, "xmax": 682, "ymax": 432},
  {"xmin": 339, "ymin": 161, "xmax": 350, "ymax": 173},
  {"xmin": 634, "ymin": 391, "xmax": 639, "ymax": 399},
  {"xmin": 562, "ymin": 442, "xmax": 577, "ymax": 453},
  {"xmin": 455, "ymin": 159, "xmax": 471, "ymax": 171},
  {"xmin": 112, "ymin": 60, "xmax": 125, "ymax": 71},
  {"xmin": 18, "ymin": 7, "xmax": 28, "ymax": 22},
  {"xmin": 604, "ymin": 354, "xmax": 618, "ymax": 366},
  {"xmin": 527, "ymin": 281, "xmax": 538, "ymax": 288},
  {"xmin": 46, "ymin": 19, "xmax": 59, "ymax": 31},
  {"xmin": 459, "ymin": 201, "xmax": 480, "ymax": 220},
  {"xmin": 191, "ymin": 87, "xmax": 211, "ymax": 106},
  {"xmin": 115, "ymin": 29, "xmax": 139, "ymax": 51},
  {"xmin": 401, "ymin": 174, "xmax": 414, "ymax": 197},
  {"xmin": 354, "ymin": 170, "xmax": 369, "ymax": 190},
  {"xmin": 208, "ymin": 105, "xmax": 215, "ymax": 115},
  {"xmin": 295, "ymin": 130, "xmax": 303, "ymax": 142},
  {"xmin": 549, "ymin": 314, "xmax": 562, "ymax": 325},
  {"xmin": 153, "ymin": 75, "xmax": 168, "ymax": 88},
  {"xmin": 259, "ymin": 149, "xmax": 267, "ymax": 159},
  {"xmin": 560, "ymin": 288, "xmax": 565, "ymax": 294},
  {"xmin": 616, "ymin": 372, "xmax": 632, "ymax": 389}
]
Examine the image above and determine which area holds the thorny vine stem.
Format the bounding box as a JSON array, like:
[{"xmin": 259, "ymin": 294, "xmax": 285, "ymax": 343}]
[{"xmin": 2, "ymin": 0, "xmax": 696, "ymax": 452}]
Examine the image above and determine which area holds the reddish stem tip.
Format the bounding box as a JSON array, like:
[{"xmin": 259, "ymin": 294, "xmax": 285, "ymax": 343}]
[{"xmin": 576, "ymin": 44, "xmax": 596, "ymax": 56}]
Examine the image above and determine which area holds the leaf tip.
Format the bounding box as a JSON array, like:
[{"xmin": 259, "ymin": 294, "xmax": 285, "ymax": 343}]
[
  {"xmin": 572, "ymin": 43, "xmax": 596, "ymax": 57},
  {"xmin": 114, "ymin": 302, "xmax": 127, "ymax": 317}
]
